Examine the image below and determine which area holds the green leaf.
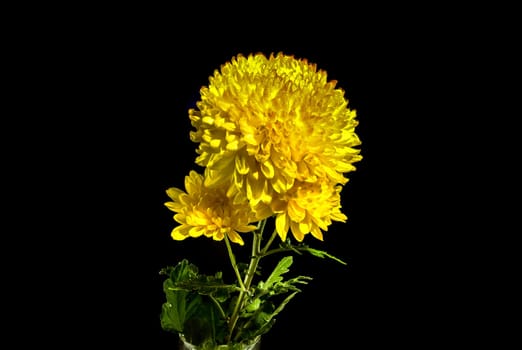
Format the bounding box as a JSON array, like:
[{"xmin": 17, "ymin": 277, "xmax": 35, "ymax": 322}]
[
  {"xmin": 160, "ymin": 278, "xmax": 187, "ymax": 332},
  {"xmin": 160, "ymin": 259, "xmax": 231, "ymax": 345},
  {"xmin": 245, "ymin": 298, "xmax": 261, "ymax": 312},
  {"xmin": 171, "ymin": 274, "xmax": 238, "ymax": 296},
  {"xmin": 160, "ymin": 300, "xmax": 183, "ymax": 332},
  {"xmin": 279, "ymin": 241, "xmax": 348, "ymax": 265},
  {"xmin": 170, "ymin": 258, "xmax": 200, "ymax": 281},
  {"xmin": 270, "ymin": 275, "xmax": 313, "ymax": 296},
  {"xmin": 253, "ymin": 291, "xmax": 299, "ymax": 337},
  {"xmin": 302, "ymin": 247, "xmax": 347, "ymax": 265},
  {"xmin": 160, "ymin": 260, "xmax": 199, "ymax": 333},
  {"xmin": 183, "ymin": 298, "xmax": 226, "ymax": 346},
  {"xmin": 159, "ymin": 259, "xmax": 209, "ymax": 334},
  {"xmin": 262, "ymin": 256, "xmax": 293, "ymax": 290}
]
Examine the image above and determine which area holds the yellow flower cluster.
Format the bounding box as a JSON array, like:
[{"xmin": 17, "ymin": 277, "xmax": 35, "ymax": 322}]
[
  {"xmin": 166, "ymin": 52, "xmax": 361, "ymax": 244},
  {"xmin": 165, "ymin": 171, "xmax": 263, "ymax": 245}
]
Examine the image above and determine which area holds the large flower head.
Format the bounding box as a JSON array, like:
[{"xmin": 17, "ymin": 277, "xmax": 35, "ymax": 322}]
[
  {"xmin": 164, "ymin": 170, "xmax": 264, "ymax": 245},
  {"xmin": 188, "ymin": 52, "xmax": 362, "ymax": 241}
]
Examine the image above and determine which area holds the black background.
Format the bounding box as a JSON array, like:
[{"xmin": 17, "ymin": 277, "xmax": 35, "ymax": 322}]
[{"xmin": 9, "ymin": 6, "xmax": 457, "ymax": 349}]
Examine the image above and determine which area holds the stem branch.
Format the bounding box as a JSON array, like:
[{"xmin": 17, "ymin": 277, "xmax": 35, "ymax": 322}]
[
  {"xmin": 225, "ymin": 235, "xmax": 247, "ymax": 292},
  {"xmin": 226, "ymin": 218, "xmax": 267, "ymax": 343}
]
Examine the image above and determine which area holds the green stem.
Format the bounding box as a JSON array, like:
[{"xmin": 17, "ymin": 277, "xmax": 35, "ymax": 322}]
[
  {"xmin": 208, "ymin": 294, "xmax": 227, "ymax": 320},
  {"xmin": 261, "ymin": 247, "xmax": 301, "ymax": 258},
  {"xmin": 261, "ymin": 228, "xmax": 278, "ymax": 255},
  {"xmin": 226, "ymin": 218, "xmax": 267, "ymax": 343},
  {"xmin": 224, "ymin": 235, "xmax": 247, "ymax": 292}
]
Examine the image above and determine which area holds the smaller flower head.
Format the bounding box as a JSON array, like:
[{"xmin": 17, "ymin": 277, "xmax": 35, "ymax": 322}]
[
  {"xmin": 272, "ymin": 179, "xmax": 347, "ymax": 242},
  {"xmin": 164, "ymin": 170, "xmax": 260, "ymax": 245}
]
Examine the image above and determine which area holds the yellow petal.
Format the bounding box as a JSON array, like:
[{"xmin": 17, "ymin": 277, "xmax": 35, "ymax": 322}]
[
  {"xmin": 236, "ymin": 225, "xmax": 258, "ymax": 233},
  {"xmin": 185, "ymin": 171, "xmax": 203, "ymax": 194},
  {"xmin": 227, "ymin": 231, "xmax": 245, "ymax": 245},
  {"xmin": 164, "ymin": 201, "xmax": 182, "ymax": 212},
  {"xmin": 171, "ymin": 226, "xmax": 188, "ymax": 240},
  {"xmin": 252, "ymin": 203, "xmax": 273, "ymax": 221},
  {"xmin": 210, "ymin": 138, "xmax": 222, "ymax": 148},
  {"xmin": 287, "ymin": 200, "xmax": 306, "ymax": 222},
  {"xmin": 290, "ymin": 221, "xmax": 305, "ymax": 242},
  {"xmin": 226, "ymin": 139, "xmax": 239, "ymax": 151},
  {"xmin": 246, "ymin": 175, "xmax": 264, "ymax": 204},
  {"xmin": 272, "ymin": 174, "xmax": 293, "ymax": 194},
  {"xmin": 189, "ymin": 226, "xmax": 205, "ymax": 237},
  {"xmin": 165, "ymin": 187, "xmax": 184, "ymax": 201},
  {"xmin": 202, "ymin": 116, "xmax": 214, "ymax": 125},
  {"xmin": 173, "ymin": 213, "xmax": 186, "ymax": 224},
  {"xmin": 331, "ymin": 211, "xmax": 348, "ymax": 223},
  {"xmin": 260, "ymin": 160, "xmax": 275, "ymax": 179},
  {"xmin": 275, "ymin": 213, "xmax": 289, "ymax": 241},
  {"xmin": 235, "ymin": 154, "xmax": 250, "ymax": 175},
  {"xmin": 298, "ymin": 219, "xmax": 312, "ymax": 235},
  {"xmin": 310, "ymin": 226, "xmax": 324, "ymax": 241}
]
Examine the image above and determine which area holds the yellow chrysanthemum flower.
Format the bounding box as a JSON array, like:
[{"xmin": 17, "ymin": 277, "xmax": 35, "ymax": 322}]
[
  {"xmin": 271, "ymin": 179, "xmax": 347, "ymax": 242},
  {"xmin": 189, "ymin": 52, "xmax": 362, "ymax": 209},
  {"xmin": 164, "ymin": 170, "xmax": 262, "ymax": 245}
]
